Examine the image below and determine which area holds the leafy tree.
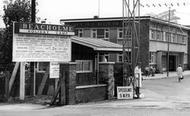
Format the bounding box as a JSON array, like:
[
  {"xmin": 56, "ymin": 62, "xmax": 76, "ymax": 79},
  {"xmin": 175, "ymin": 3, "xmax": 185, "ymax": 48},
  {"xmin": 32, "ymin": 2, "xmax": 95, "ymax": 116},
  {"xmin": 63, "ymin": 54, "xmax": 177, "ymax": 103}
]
[{"xmin": 2, "ymin": 0, "xmax": 31, "ymax": 63}]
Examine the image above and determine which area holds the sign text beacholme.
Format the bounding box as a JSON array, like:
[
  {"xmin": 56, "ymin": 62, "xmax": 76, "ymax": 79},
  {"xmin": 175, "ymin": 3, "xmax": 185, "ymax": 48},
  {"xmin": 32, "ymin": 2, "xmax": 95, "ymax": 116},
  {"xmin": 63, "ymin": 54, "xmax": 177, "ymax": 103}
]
[{"xmin": 15, "ymin": 22, "xmax": 75, "ymax": 36}]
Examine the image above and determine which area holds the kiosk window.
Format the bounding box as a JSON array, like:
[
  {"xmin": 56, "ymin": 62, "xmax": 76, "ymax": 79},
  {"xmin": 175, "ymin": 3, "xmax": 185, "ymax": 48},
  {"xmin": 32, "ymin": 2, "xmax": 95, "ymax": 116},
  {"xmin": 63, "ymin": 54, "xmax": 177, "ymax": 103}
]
[{"xmin": 76, "ymin": 60, "xmax": 92, "ymax": 73}]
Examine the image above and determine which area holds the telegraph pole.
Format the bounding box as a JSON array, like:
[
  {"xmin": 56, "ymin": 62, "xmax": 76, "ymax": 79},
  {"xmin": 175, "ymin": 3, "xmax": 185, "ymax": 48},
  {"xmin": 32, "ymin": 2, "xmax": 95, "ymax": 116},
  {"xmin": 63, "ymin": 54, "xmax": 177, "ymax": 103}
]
[
  {"xmin": 31, "ymin": 0, "xmax": 36, "ymax": 23},
  {"xmin": 31, "ymin": 0, "xmax": 36, "ymax": 96},
  {"xmin": 122, "ymin": 0, "xmax": 140, "ymax": 97}
]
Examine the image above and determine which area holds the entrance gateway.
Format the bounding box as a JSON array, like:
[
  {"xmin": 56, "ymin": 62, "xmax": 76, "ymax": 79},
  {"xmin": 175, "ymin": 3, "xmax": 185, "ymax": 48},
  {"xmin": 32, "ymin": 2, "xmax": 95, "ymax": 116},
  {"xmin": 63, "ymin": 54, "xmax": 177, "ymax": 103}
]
[{"xmin": 12, "ymin": 22, "xmax": 74, "ymax": 100}]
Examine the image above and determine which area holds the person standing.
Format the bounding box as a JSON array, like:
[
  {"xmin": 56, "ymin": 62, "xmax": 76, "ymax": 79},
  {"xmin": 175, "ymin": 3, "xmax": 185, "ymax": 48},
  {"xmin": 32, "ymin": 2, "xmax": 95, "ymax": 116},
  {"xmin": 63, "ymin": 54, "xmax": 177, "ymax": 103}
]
[
  {"xmin": 134, "ymin": 63, "xmax": 142, "ymax": 98},
  {"xmin": 176, "ymin": 64, "xmax": 183, "ymax": 82}
]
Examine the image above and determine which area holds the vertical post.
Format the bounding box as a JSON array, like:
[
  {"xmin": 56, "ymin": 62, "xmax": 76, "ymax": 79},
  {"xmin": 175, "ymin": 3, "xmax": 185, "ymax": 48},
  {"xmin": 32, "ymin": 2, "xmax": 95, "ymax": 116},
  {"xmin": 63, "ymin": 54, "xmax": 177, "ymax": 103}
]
[
  {"xmin": 33, "ymin": 63, "xmax": 36, "ymax": 96},
  {"xmin": 5, "ymin": 71, "xmax": 10, "ymax": 100},
  {"xmin": 31, "ymin": 0, "xmax": 36, "ymax": 23},
  {"xmin": 59, "ymin": 62, "xmax": 76, "ymax": 105},
  {"xmin": 31, "ymin": 0, "xmax": 36, "ymax": 96},
  {"xmin": 20, "ymin": 62, "xmax": 25, "ymax": 100},
  {"xmin": 167, "ymin": 7, "xmax": 171, "ymax": 77},
  {"xmin": 99, "ymin": 62, "xmax": 115, "ymax": 99},
  {"xmin": 97, "ymin": 53, "xmax": 100, "ymax": 84}
]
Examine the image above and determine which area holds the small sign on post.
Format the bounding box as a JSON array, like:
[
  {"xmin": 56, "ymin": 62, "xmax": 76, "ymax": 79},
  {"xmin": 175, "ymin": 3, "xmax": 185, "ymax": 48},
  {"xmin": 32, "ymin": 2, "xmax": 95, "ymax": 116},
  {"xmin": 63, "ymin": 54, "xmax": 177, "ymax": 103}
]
[{"xmin": 117, "ymin": 86, "xmax": 133, "ymax": 99}]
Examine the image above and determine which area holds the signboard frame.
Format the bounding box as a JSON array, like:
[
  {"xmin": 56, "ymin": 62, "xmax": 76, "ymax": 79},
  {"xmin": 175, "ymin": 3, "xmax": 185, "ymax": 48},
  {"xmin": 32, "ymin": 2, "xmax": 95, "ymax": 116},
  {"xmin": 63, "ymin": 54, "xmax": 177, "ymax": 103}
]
[
  {"xmin": 117, "ymin": 86, "xmax": 133, "ymax": 99},
  {"xmin": 12, "ymin": 22, "xmax": 74, "ymax": 62}
]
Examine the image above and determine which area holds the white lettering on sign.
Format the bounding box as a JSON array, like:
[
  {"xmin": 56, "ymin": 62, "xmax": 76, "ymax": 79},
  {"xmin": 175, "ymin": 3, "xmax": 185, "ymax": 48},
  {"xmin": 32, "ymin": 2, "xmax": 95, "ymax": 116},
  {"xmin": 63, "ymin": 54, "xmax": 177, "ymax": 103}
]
[
  {"xmin": 17, "ymin": 23, "xmax": 75, "ymax": 36},
  {"xmin": 12, "ymin": 34, "xmax": 71, "ymax": 62},
  {"xmin": 117, "ymin": 86, "xmax": 133, "ymax": 99}
]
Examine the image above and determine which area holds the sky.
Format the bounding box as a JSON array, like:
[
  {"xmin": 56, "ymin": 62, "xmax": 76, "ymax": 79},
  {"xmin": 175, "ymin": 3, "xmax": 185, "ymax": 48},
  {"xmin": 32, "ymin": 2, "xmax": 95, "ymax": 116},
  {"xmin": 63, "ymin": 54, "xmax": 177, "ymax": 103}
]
[{"xmin": 0, "ymin": 0, "xmax": 190, "ymax": 27}]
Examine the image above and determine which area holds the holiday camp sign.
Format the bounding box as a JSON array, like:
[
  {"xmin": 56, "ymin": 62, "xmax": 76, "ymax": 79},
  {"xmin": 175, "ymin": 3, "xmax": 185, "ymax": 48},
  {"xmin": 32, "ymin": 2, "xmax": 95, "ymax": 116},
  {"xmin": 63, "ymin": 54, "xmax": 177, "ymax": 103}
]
[{"xmin": 13, "ymin": 22, "xmax": 73, "ymax": 62}]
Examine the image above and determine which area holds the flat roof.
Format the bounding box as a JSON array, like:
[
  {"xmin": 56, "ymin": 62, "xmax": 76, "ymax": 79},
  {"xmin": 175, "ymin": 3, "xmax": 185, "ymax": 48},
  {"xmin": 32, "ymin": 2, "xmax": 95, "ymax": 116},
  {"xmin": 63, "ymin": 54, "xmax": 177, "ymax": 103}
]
[
  {"xmin": 61, "ymin": 16, "xmax": 190, "ymax": 30},
  {"xmin": 71, "ymin": 36, "xmax": 124, "ymax": 52}
]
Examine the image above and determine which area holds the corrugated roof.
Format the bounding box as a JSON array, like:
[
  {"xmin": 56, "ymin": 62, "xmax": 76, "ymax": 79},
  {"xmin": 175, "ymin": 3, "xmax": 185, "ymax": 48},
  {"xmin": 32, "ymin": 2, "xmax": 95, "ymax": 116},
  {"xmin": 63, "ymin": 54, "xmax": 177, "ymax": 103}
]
[{"xmin": 71, "ymin": 36, "xmax": 123, "ymax": 52}]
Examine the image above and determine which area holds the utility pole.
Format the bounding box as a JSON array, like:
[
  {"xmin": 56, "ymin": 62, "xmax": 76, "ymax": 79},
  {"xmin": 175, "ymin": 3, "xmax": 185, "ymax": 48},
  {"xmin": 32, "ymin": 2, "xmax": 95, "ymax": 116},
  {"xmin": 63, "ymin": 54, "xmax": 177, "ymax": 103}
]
[
  {"xmin": 167, "ymin": 7, "xmax": 171, "ymax": 77},
  {"xmin": 122, "ymin": 0, "xmax": 140, "ymax": 97},
  {"xmin": 31, "ymin": 0, "xmax": 36, "ymax": 96}
]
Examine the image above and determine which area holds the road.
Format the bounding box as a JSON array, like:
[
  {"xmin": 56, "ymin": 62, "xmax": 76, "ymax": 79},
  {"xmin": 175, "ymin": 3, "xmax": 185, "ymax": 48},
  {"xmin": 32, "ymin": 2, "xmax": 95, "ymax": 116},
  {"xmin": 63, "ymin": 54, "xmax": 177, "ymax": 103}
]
[{"xmin": 1, "ymin": 75, "xmax": 190, "ymax": 116}]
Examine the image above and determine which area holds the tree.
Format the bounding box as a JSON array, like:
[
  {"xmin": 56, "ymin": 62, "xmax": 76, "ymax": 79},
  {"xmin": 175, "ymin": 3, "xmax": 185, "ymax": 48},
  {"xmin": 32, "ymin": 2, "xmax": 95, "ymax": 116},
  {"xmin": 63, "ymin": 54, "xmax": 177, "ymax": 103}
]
[{"xmin": 2, "ymin": 0, "xmax": 31, "ymax": 63}]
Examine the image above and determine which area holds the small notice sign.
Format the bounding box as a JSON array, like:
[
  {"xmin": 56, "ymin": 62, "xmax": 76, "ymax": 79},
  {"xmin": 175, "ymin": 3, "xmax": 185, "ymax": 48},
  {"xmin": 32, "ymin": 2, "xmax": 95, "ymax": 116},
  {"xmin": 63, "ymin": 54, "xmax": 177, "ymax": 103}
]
[
  {"xmin": 50, "ymin": 62, "xmax": 60, "ymax": 78},
  {"xmin": 117, "ymin": 86, "xmax": 133, "ymax": 99}
]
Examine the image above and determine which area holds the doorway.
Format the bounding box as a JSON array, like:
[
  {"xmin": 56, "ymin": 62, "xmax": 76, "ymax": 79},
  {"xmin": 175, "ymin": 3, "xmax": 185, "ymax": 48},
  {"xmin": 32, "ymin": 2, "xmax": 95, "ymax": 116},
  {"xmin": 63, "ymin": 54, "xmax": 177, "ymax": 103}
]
[{"xmin": 169, "ymin": 55, "xmax": 176, "ymax": 71}]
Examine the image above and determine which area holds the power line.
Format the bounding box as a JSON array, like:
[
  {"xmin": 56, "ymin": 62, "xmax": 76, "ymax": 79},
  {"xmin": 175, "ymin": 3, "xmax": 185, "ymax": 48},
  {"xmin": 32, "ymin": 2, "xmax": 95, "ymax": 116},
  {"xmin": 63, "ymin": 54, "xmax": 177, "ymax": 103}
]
[{"xmin": 140, "ymin": 2, "xmax": 188, "ymax": 8}]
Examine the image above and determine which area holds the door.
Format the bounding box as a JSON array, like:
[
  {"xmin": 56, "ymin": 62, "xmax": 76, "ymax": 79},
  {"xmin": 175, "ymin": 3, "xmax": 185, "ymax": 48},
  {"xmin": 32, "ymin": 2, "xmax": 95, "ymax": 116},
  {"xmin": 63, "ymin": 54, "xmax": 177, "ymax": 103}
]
[{"xmin": 169, "ymin": 55, "xmax": 176, "ymax": 71}]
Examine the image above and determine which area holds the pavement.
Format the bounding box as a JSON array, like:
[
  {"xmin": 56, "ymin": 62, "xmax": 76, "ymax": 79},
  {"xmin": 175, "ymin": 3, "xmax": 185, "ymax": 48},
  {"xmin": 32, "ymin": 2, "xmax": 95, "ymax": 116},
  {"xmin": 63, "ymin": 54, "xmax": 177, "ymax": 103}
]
[
  {"xmin": 143, "ymin": 70, "xmax": 190, "ymax": 80},
  {"xmin": 0, "ymin": 70, "xmax": 190, "ymax": 111}
]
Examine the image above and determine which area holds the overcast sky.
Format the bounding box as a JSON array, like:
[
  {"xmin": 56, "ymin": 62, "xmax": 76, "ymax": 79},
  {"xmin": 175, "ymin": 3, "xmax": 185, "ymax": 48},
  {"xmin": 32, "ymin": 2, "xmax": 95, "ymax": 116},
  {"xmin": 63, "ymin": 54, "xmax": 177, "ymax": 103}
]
[{"xmin": 0, "ymin": 0, "xmax": 190, "ymax": 27}]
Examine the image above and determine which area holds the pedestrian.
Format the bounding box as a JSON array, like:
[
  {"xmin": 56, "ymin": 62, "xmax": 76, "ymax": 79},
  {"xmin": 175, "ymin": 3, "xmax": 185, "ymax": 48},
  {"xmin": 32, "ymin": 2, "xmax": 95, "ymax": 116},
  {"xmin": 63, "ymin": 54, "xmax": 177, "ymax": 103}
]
[
  {"xmin": 176, "ymin": 64, "xmax": 183, "ymax": 82},
  {"xmin": 145, "ymin": 66, "xmax": 150, "ymax": 77},
  {"xmin": 134, "ymin": 63, "xmax": 143, "ymax": 98}
]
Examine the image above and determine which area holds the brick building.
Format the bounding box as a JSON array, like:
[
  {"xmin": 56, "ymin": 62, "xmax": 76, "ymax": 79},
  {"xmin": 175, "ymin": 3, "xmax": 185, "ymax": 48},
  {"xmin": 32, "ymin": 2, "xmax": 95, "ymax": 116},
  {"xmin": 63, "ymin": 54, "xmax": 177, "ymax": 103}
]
[{"xmin": 61, "ymin": 16, "xmax": 190, "ymax": 73}]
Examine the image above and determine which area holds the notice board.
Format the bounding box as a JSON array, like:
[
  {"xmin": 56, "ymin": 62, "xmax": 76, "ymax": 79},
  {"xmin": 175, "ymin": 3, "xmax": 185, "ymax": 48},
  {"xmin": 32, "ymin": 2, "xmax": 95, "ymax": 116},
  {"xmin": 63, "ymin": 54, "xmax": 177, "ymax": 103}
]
[{"xmin": 12, "ymin": 22, "xmax": 74, "ymax": 62}]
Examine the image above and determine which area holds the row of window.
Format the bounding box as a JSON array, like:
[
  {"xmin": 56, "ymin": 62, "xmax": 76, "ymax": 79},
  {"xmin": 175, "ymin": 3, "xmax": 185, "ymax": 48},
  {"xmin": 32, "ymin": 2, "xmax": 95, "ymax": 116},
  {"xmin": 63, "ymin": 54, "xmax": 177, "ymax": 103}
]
[
  {"xmin": 75, "ymin": 28, "xmax": 188, "ymax": 45},
  {"xmin": 75, "ymin": 28, "xmax": 132, "ymax": 40},
  {"xmin": 151, "ymin": 30, "xmax": 187, "ymax": 44}
]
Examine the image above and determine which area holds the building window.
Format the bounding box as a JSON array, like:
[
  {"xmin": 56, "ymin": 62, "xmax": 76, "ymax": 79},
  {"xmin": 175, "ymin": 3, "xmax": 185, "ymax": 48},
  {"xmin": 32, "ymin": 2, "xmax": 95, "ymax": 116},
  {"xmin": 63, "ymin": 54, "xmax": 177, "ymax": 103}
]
[
  {"xmin": 156, "ymin": 31, "xmax": 163, "ymax": 41},
  {"xmin": 184, "ymin": 36, "xmax": 187, "ymax": 44},
  {"xmin": 104, "ymin": 29, "xmax": 109, "ymax": 39},
  {"xmin": 117, "ymin": 54, "xmax": 123, "ymax": 62},
  {"xmin": 91, "ymin": 29, "xmax": 109, "ymax": 39},
  {"xmin": 92, "ymin": 29, "xmax": 97, "ymax": 38},
  {"xmin": 151, "ymin": 30, "xmax": 156, "ymax": 40},
  {"xmin": 177, "ymin": 35, "xmax": 182, "ymax": 44},
  {"xmin": 118, "ymin": 28, "xmax": 132, "ymax": 39},
  {"xmin": 181, "ymin": 36, "xmax": 186, "ymax": 44},
  {"xmin": 184, "ymin": 54, "xmax": 188, "ymax": 64},
  {"xmin": 118, "ymin": 29, "xmax": 123, "ymax": 39},
  {"xmin": 173, "ymin": 34, "xmax": 177, "ymax": 43},
  {"xmin": 165, "ymin": 32, "xmax": 171, "ymax": 42},
  {"xmin": 76, "ymin": 60, "xmax": 93, "ymax": 73},
  {"xmin": 149, "ymin": 52, "xmax": 156, "ymax": 64},
  {"xmin": 75, "ymin": 29, "xmax": 83, "ymax": 37}
]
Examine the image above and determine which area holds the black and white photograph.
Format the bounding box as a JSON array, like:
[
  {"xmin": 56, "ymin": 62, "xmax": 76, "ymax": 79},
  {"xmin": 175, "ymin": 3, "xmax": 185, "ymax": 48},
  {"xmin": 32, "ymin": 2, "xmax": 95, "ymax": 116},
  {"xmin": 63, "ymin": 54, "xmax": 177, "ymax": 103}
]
[{"xmin": 0, "ymin": 0, "xmax": 190, "ymax": 116}]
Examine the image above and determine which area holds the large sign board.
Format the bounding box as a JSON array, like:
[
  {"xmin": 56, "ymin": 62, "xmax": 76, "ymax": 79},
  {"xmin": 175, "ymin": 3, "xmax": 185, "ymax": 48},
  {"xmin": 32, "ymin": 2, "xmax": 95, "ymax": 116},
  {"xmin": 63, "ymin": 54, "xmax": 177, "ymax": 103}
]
[
  {"xmin": 13, "ymin": 22, "xmax": 74, "ymax": 62},
  {"xmin": 117, "ymin": 86, "xmax": 133, "ymax": 99}
]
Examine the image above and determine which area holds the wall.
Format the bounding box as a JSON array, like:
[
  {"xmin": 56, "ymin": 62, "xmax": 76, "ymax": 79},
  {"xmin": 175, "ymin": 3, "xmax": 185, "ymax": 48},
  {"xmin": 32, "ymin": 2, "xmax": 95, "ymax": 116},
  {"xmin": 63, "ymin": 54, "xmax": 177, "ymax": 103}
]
[{"xmin": 75, "ymin": 85, "xmax": 107, "ymax": 103}]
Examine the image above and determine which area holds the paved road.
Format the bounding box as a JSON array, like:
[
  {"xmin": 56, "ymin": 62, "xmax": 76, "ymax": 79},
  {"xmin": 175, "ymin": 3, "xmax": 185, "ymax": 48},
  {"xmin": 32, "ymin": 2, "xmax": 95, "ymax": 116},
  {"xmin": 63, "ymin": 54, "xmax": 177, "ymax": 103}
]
[{"xmin": 1, "ymin": 75, "xmax": 190, "ymax": 116}]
